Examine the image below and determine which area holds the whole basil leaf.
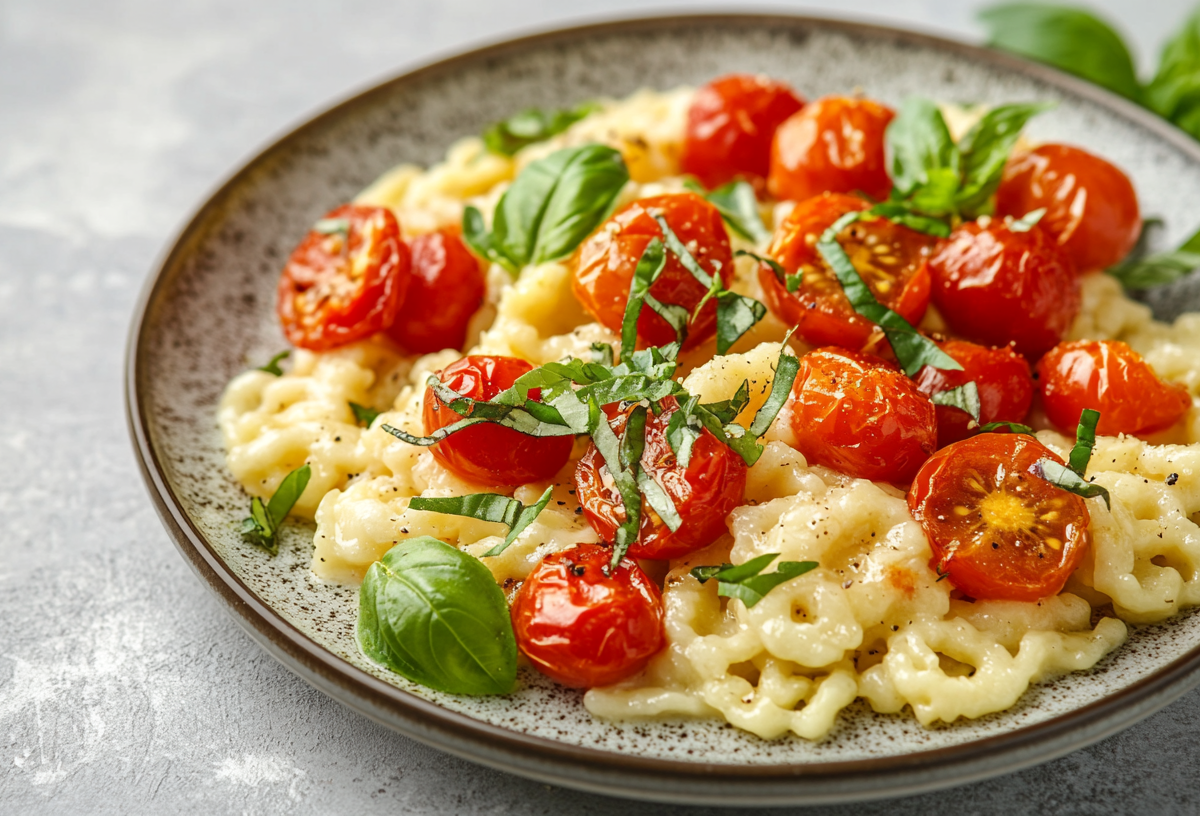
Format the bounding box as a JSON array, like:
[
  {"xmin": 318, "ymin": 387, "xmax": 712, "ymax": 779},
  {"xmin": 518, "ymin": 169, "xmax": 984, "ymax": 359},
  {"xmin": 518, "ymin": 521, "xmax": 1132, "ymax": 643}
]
[
  {"xmin": 886, "ymin": 97, "xmax": 959, "ymax": 199},
  {"xmin": 357, "ymin": 537, "xmax": 517, "ymax": 695},
  {"xmin": 482, "ymin": 101, "xmax": 601, "ymax": 156},
  {"xmin": 492, "ymin": 144, "xmax": 629, "ymax": 268},
  {"xmin": 979, "ymin": 4, "xmax": 1141, "ymax": 101},
  {"xmin": 1143, "ymin": 7, "xmax": 1200, "ymax": 138},
  {"xmin": 955, "ymin": 102, "xmax": 1054, "ymax": 216}
]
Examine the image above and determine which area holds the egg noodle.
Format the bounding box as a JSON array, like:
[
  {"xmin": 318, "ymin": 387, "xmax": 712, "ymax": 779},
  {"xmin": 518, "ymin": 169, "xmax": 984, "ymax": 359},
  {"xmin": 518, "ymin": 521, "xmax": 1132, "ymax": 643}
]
[{"xmin": 218, "ymin": 87, "xmax": 1200, "ymax": 740}]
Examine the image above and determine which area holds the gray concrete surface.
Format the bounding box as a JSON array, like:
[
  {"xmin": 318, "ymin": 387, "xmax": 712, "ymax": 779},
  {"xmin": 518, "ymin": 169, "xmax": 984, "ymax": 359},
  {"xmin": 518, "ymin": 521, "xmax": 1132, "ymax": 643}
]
[{"xmin": 2, "ymin": 1, "xmax": 1199, "ymax": 813}]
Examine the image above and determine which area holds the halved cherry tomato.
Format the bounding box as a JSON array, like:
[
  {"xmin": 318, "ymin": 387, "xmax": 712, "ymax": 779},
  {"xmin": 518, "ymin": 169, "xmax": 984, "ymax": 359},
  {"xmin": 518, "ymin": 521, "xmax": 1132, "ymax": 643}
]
[
  {"xmin": 924, "ymin": 220, "xmax": 1080, "ymax": 359},
  {"xmin": 908, "ymin": 433, "xmax": 1090, "ymax": 602},
  {"xmin": 387, "ymin": 229, "xmax": 485, "ymax": 353},
  {"xmin": 996, "ymin": 144, "xmax": 1141, "ymax": 273},
  {"xmin": 574, "ymin": 397, "xmax": 748, "ymax": 560},
  {"xmin": 914, "ymin": 339, "xmax": 1034, "ymax": 448},
  {"xmin": 761, "ymin": 193, "xmax": 934, "ymax": 350},
  {"xmin": 767, "ymin": 95, "xmax": 895, "ymax": 202},
  {"xmin": 511, "ymin": 543, "xmax": 665, "ymax": 688},
  {"xmin": 277, "ymin": 205, "xmax": 412, "ymax": 351},
  {"xmin": 423, "ymin": 355, "xmax": 574, "ymax": 486},
  {"xmin": 682, "ymin": 73, "xmax": 805, "ymax": 191},
  {"xmin": 1036, "ymin": 339, "xmax": 1191, "ymax": 436},
  {"xmin": 789, "ymin": 347, "xmax": 937, "ymax": 484},
  {"xmin": 571, "ymin": 193, "xmax": 733, "ymax": 350}
]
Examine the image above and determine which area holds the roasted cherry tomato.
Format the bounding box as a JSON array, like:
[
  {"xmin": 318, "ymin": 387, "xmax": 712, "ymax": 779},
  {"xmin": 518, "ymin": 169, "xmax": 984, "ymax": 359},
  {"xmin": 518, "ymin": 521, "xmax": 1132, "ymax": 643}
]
[
  {"xmin": 423, "ymin": 355, "xmax": 574, "ymax": 486},
  {"xmin": 767, "ymin": 95, "xmax": 895, "ymax": 202},
  {"xmin": 575, "ymin": 397, "xmax": 748, "ymax": 560},
  {"xmin": 908, "ymin": 433, "xmax": 1091, "ymax": 602},
  {"xmin": 511, "ymin": 543, "xmax": 665, "ymax": 688},
  {"xmin": 924, "ymin": 220, "xmax": 1080, "ymax": 359},
  {"xmin": 277, "ymin": 204, "xmax": 412, "ymax": 351},
  {"xmin": 761, "ymin": 193, "xmax": 934, "ymax": 350},
  {"xmin": 681, "ymin": 73, "xmax": 805, "ymax": 191},
  {"xmin": 1036, "ymin": 339, "xmax": 1191, "ymax": 436},
  {"xmin": 789, "ymin": 347, "xmax": 937, "ymax": 484},
  {"xmin": 914, "ymin": 339, "xmax": 1035, "ymax": 448},
  {"xmin": 996, "ymin": 144, "xmax": 1141, "ymax": 273},
  {"xmin": 387, "ymin": 229, "xmax": 486, "ymax": 353},
  {"xmin": 571, "ymin": 193, "xmax": 733, "ymax": 349}
]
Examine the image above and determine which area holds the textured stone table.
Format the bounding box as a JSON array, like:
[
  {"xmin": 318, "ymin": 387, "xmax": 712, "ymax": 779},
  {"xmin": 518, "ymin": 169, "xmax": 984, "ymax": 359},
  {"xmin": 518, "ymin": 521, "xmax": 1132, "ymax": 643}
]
[{"xmin": 3, "ymin": 1, "xmax": 1199, "ymax": 813}]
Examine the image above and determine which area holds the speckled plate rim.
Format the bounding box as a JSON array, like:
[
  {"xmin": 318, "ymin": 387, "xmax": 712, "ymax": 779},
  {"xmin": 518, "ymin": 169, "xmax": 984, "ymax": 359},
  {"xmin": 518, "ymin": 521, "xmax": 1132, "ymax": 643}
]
[{"xmin": 125, "ymin": 11, "xmax": 1200, "ymax": 806}]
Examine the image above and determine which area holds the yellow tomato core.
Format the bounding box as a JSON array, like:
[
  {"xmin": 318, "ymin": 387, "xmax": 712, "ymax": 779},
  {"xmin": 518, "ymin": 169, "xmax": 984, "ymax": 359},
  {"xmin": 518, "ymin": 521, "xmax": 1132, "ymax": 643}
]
[{"xmin": 977, "ymin": 491, "xmax": 1036, "ymax": 533}]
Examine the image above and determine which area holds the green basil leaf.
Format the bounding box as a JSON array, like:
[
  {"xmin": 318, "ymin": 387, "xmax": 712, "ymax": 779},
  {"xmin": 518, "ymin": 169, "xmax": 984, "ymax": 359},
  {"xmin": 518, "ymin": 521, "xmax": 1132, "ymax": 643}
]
[
  {"xmin": 408, "ymin": 487, "xmax": 555, "ymax": 557},
  {"xmin": 1035, "ymin": 459, "xmax": 1112, "ymax": 510},
  {"xmin": 462, "ymin": 205, "xmax": 516, "ymax": 274},
  {"xmin": 257, "ymin": 350, "xmax": 290, "ymax": 376},
  {"xmin": 620, "ymin": 238, "xmax": 668, "ymax": 364},
  {"xmin": 955, "ymin": 102, "xmax": 1054, "ymax": 216},
  {"xmin": 653, "ymin": 213, "xmax": 715, "ymax": 287},
  {"xmin": 643, "ymin": 295, "xmax": 691, "ymax": 346},
  {"xmin": 931, "ymin": 382, "xmax": 982, "ymax": 423},
  {"xmin": 1069, "ymin": 408, "xmax": 1101, "ymax": 475},
  {"xmin": 701, "ymin": 180, "xmax": 772, "ymax": 244},
  {"xmin": 886, "ymin": 97, "xmax": 959, "ymax": 200},
  {"xmin": 747, "ymin": 346, "xmax": 801, "ymax": 438},
  {"xmin": 636, "ymin": 467, "xmax": 682, "ymax": 533},
  {"xmin": 1109, "ymin": 230, "xmax": 1200, "ymax": 289},
  {"xmin": 241, "ymin": 464, "xmax": 311, "ymax": 555},
  {"xmin": 867, "ymin": 203, "xmax": 952, "ymax": 238},
  {"xmin": 357, "ymin": 537, "xmax": 517, "ymax": 695},
  {"xmin": 977, "ymin": 420, "xmax": 1037, "ymax": 435},
  {"xmin": 313, "ymin": 218, "xmax": 350, "ymax": 237},
  {"xmin": 702, "ymin": 380, "xmax": 752, "ymax": 425},
  {"xmin": 979, "ymin": 4, "xmax": 1141, "ymax": 101},
  {"xmin": 690, "ymin": 563, "xmax": 732, "ymax": 584},
  {"xmin": 715, "ymin": 291, "xmax": 767, "ymax": 355},
  {"xmin": 908, "ymin": 167, "xmax": 963, "ymax": 217},
  {"xmin": 482, "ymin": 101, "xmax": 601, "ymax": 156},
  {"xmin": 493, "ymin": 144, "xmax": 630, "ymax": 268},
  {"xmin": 496, "ymin": 486, "xmax": 555, "ymax": 555},
  {"xmin": 349, "ymin": 401, "xmax": 381, "ymax": 427},
  {"xmin": 711, "ymin": 551, "xmax": 781, "ymax": 584},
  {"xmin": 690, "ymin": 553, "xmax": 820, "ymax": 607},
  {"xmin": 619, "ymin": 404, "xmax": 648, "ymax": 471},
  {"xmin": 590, "ymin": 342, "xmax": 614, "ymax": 366},
  {"xmin": 666, "ymin": 398, "xmax": 701, "ymax": 468},
  {"xmin": 1144, "ymin": 7, "xmax": 1200, "ymax": 137},
  {"xmin": 1008, "ymin": 207, "xmax": 1047, "ymax": 232},
  {"xmin": 736, "ymin": 249, "xmax": 800, "ymax": 291}
]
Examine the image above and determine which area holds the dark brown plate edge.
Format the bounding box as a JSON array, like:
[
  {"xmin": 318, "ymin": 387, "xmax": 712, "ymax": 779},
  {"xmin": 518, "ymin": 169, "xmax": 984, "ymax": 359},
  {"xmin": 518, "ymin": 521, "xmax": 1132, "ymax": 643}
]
[{"xmin": 124, "ymin": 10, "xmax": 1200, "ymax": 806}]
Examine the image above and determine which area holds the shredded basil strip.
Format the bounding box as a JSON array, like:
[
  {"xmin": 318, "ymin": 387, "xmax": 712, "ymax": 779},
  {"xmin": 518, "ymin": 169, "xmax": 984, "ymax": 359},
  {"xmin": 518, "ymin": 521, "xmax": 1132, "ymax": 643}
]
[
  {"xmin": 652, "ymin": 213, "xmax": 714, "ymax": 287},
  {"xmin": 866, "ymin": 202, "xmax": 952, "ymax": 238},
  {"xmin": 407, "ymin": 486, "xmax": 554, "ymax": 557},
  {"xmin": 690, "ymin": 553, "xmax": 819, "ymax": 608},
  {"xmin": 748, "ymin": 346, "xmax": 801, "ymax": 439},
  {"xmin": 482, "ymin": 101, "xmax": 601, "ymax": 156},
  {"xmin": 1068, "ymin": 408, "xmax": 1101, "ymax": 476},
  {"xmin": 978, "ymin": 420, "xmax": 1037, "ymax": 436},
  {"xmin": 620, "ymin": 238, "xmax": 669, "ymax": 364},
  {"xmin": 703, "ymin": 380, "xmax": 752, "ymax": 425},
  {"xmin": 590, "ymin": 342, "xmax": 614, "ymax": 366},
  {"xmin": 349, "ymin": 401, "xmax": 381, "ymax": 427},
  {"xmin": 1036, "ymin": 459, "xmax": 1111, "ymax": 510},
  {"xmin": 736, "ymin": 249, "xmax": 797, "ymax": 291},
  {"xmin": 637, "ymin": 468, "xmax": 683, "ymax": 532},
  {"xmin": 665, "ymin": 394, "xmax": 702, "ymax": 468},
  {"xmin": 257, "ymin": 350, "xmax": 290, "ymax": 376},
  {"xmin": 687, "ymin": 178, "xmax": 772, "ymax": 244},
  {"xmin": 931, "ymin": 382, "xmax": 982, "ymax": 423},
  {"xmin": 240, "ymin": 464, "xmax": 311, "ymax": 555},
  {"xmin": 1008, "ymin": 207, "xmax": 1047, "ymax": 233}
]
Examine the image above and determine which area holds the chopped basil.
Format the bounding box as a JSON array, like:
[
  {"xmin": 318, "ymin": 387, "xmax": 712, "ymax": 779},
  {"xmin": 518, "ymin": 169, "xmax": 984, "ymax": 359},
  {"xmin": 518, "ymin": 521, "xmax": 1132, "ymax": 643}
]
[
  {"xmin": 357, "ymin": 536, "xmax": 517, "ymax": 695},
  {"xmin": 686, "ymin": 178, "xmax": 772, "ymax": 244},
  {"xmin": 665, "ymin": 395, "xmax": 702, "ymax": 468},
  {"xmin": 257, "ymin": 350, "xmax": 290, "ymax": 376},
  {"xmin": 1068, "ymin": 408, "xmax": 1101, "ymax": 476},
  {"xmin": 239, "ymin": 464, "xmax": 311, "ymax": 555},
  {"xmin": 932, "ymin": 382, "xmax": 982, "ymax": 423},
  {"xmin": 407, "ymin": 486, "xmax": 554, "ymax": 557},
  {"xmin": 1034, "ymin": 407, "xmax": 1111, "ymax": 509},
  {"xmin": 865, "ymin": 202, "xmax": 952, "ymax": 238},
  {"xmin": 462, "ymin": 144, "xmax": 629, "ymax": 274},
  {"xmin": 690, "ymin": 552, "xmax": 819, "ymax": 608},
  {"xmin": 637, "ymin": 468, "xmax": 683, "ymax": 532},
  {"xmin": 702, "ymin": 380, "xmax": 752, "ymax": 425},
  {"xmin": 1008, "ymin": 208, "xmax": 1047, "ymax": 233},
  {"xmin": 313, "ymin": 217, "xmax": 350, "ymax": 237},
  {"xmin": 620, "ymin": 238, "xmax": 670, "ymax": 363},
  {"xmin": 978, "ymin": 420, "xmax": 1036, "ymax": 436},
  {"xmin": 349, "ymin": 401, "xmax": 381, "ymax": 427},
  {"xmin": 482, "ymin": 101, "xmax": 601, "ymax": 156},
  {"xmin": 736, "ymin": 249, "xmax": 799, "ymax": 291},
  {"xmin": 590, "ymin": 342, "xmax": 614, "ymax": 366}
]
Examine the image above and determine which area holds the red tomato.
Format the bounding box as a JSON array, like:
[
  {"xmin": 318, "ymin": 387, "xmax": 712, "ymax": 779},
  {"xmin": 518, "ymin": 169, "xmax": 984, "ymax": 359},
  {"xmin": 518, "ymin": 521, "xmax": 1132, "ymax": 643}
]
[
  {"xmin": 789, "ymin": 347, "xmax": 937, "ymax": 484},
  {"xmin": 682, "ymin": 73, "xmax": 805, "ymax": 191},
  {"xmin": 924, "ymin": 220, "xmax": 1080, "ymax": 358},
  {"xmin": 761, "ymin": 193, "xmax": 934, "ymax": 350},
  {"xmin": 996, "ymin": 144, "xmax": 1141, "ymax": 273},
  {"xmin": 423, "ymin": 356, "xmax": 574, "ymax": 486},
  {"xmin": 767, "ymin": 95, "xmax": 895, "ymax": 202},
  {"xmin": 511, "ymin": 543, "xmax": 665, "ymax": 688},
  {"xmin": 277, "ymin": 204, "xmax": 411, "ymax": 351},
  {"xmin": 1036, "ymin": 339, "xmax": 1191, "ymax": 436},
  {"xmin": 574, "ymin": 397, "xmax": 748, "ymax": 560},
  {"xmin": 571, "ymin": 193, "xmax": 733, "ymax": 350},
  {"xmin": 914, "ymin": 339, "xmax": 1035, "ymax": 448},
  {"xmin": 387, "ymin": 229, "xmax": 486, "ymax": 353},
  {"xmin": 908, "ymin": 433, "xmax": 1091, "ymax": 602}
]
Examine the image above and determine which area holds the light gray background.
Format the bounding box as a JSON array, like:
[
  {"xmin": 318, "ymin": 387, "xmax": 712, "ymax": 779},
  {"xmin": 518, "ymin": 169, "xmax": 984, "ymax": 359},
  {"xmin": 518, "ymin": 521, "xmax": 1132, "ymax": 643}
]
[{"xmin": 3, "ymin": 1, "xmax": 1199, "ymax": 814}]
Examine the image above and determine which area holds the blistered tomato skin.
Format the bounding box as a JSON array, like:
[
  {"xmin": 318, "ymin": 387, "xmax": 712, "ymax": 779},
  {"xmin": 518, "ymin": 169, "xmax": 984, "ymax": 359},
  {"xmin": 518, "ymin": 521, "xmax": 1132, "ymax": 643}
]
[
  {"xmin": 761, "ymin": 193, "xmax": 934, "ymax": 351},
  {"xmin": 914, "ymin": 340, "xmax": 1035, "ymax": 448},
  {"xmin": 574, "ymin": 397, "xmax": 748, "ymax": 560},
  {"xmin": 423, "ymin": 356, "xmax": 574, "ymax": 486},
  {"xmin": 925, "ymin": 221, "xmax": 1080, "ymax": 359},
  {"xmin": 387, "ymin": 229, "xmax": 485, "ymax": 353},
  {"xmin": 789, "ymin": 347, "xmax": 938, "ymax": 484},
  {"xmin": 908, "ymin": 433, "xmax": 1091, "ymax": 602},
  {"xmin": 511, "ymin": 544, "xmax": 665, "ymax": 689},
  {"xmin": 571, "ymin": 193, "xmax": 733, "ymax": 350},
  {"xmin": 681, "ymin": 73, "xmax": 805, "ymax": 191},
  {"xmin": 277, "ymin": 204, "xmax": 412, "ymax": 351},
  {"xmin": 767, "ymin": 96, "xmax": 895, "ymax": 203},
  {"xmin": 996, "ymin": 144, "xmax": 1141, "ymax": 273},
  {"xmin": 1036, "ymin": 340, "xmax": 1192, "ymax": 436}
]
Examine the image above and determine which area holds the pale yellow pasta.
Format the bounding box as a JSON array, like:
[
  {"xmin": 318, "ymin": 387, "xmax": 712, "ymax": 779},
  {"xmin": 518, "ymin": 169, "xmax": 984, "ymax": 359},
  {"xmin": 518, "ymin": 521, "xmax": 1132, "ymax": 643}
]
[{"xmin": 221, "ymin": 85, "xmax": 1200, "ymax": 741}]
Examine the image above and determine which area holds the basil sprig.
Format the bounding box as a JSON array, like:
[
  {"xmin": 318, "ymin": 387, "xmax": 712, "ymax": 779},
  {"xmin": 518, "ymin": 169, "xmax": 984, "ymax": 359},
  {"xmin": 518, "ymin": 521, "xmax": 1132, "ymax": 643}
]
[
  {"xmin": 691, "ymin": 553, "xmax": 819, "ymax": 608},
  {"xmin": 240, "ymin": 464, "xmax": 311, "ymax": 555},
  {"xmin": 1035, "ymin": 408, "xmax": 1112, "ymax": 509},
  {"xmin": 357, "ymin": 537, "xmax": 517, "ymax": 695},
  {"xmin": 257, "ymin": 350, "xmax": 290, "ymax": 376},
  {"xmin": 1109, "ymin": 222, "xmax": 1200, "ymax": 290},
  {"xmin": 463, "ymin": 144, "xmax": 629, "ymax": 275},
  {"xmin": 408, "ymin": 487, "xmax": 554, "ymax": 557},
  {"xmin": 684, "ymin": 178, "xmax": 772, "ymax": 244},
  {"xmin": 482, "ymin": 101, "xmax": 601, "ymax": 156},
  {"xmin": 931, "ymin": 382, "xmax": 982, "ymax": 423},
  {"xmin": 349, "ymin": 401, "xmax": 380, "ymax": 427}
]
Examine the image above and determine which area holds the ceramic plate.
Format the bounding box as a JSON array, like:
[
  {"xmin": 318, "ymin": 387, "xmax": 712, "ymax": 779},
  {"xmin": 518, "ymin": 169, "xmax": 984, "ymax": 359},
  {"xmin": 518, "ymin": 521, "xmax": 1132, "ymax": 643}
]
[{"xmin": 126, "ymin": 13, "xmax": 1200, "ymax": 805}]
